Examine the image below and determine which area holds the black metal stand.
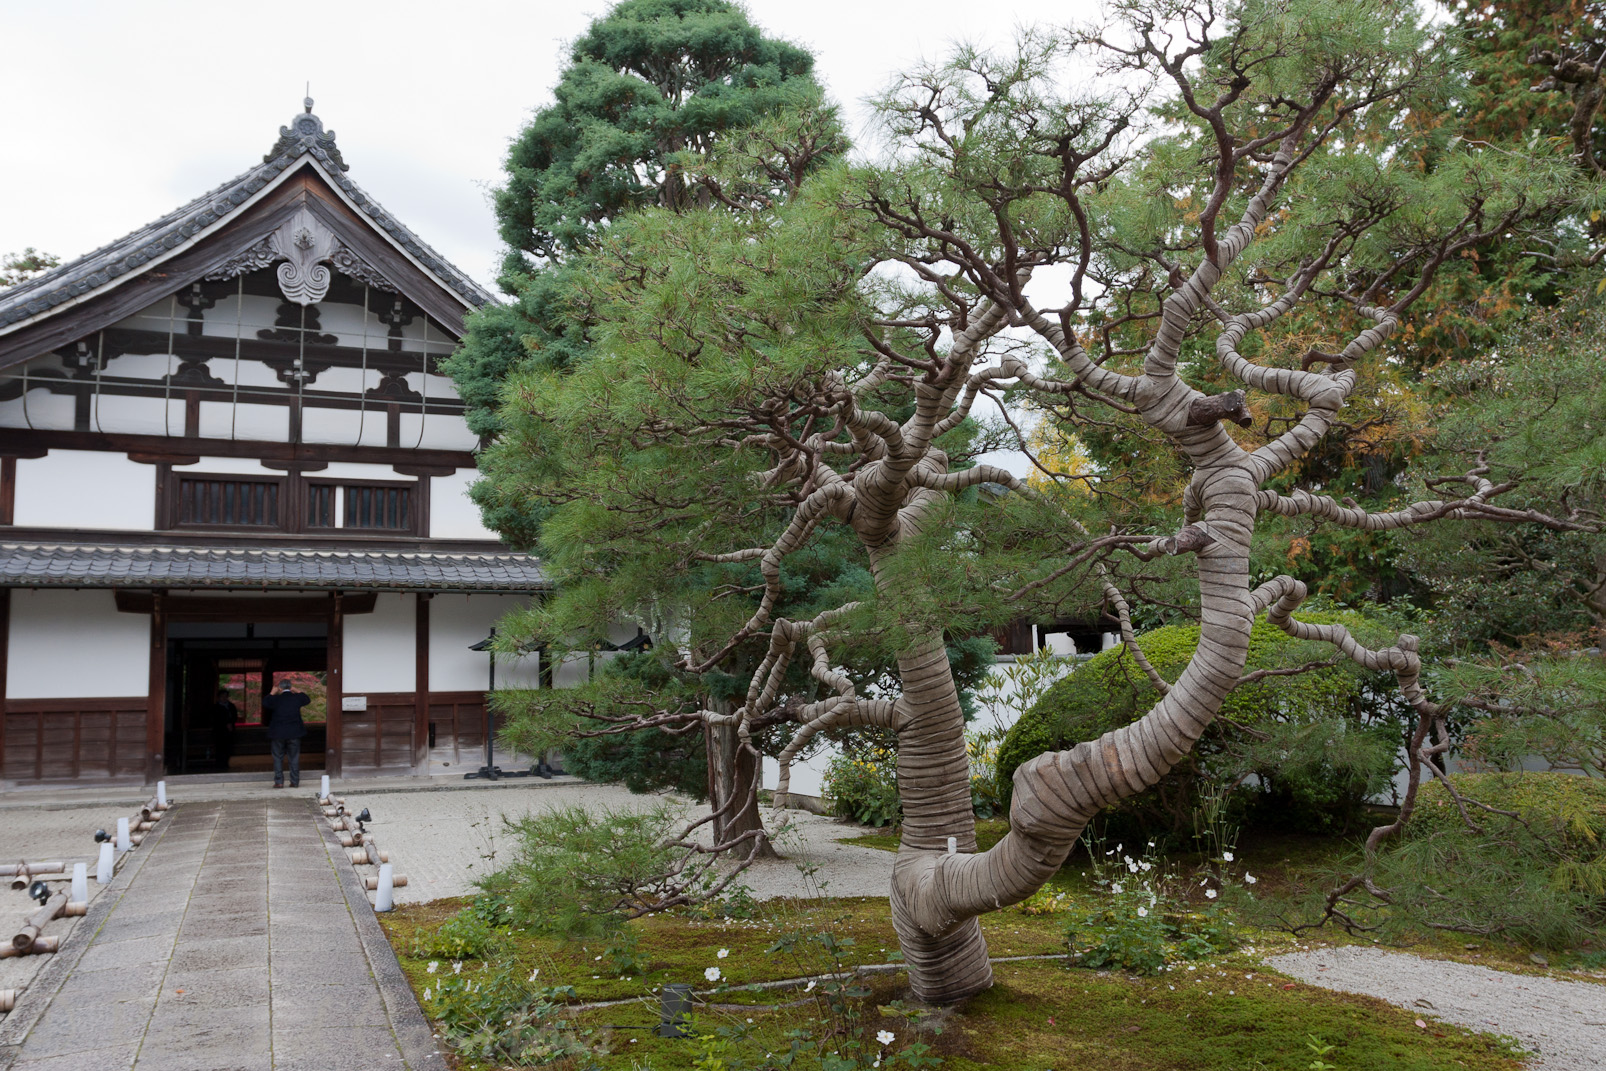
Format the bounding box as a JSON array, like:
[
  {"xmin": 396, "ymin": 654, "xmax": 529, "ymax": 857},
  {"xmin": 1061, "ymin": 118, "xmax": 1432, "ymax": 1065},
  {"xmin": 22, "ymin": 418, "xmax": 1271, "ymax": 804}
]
[{"xmin": 462, "ymin": 628, "xmax": 566, "ymax": 782}]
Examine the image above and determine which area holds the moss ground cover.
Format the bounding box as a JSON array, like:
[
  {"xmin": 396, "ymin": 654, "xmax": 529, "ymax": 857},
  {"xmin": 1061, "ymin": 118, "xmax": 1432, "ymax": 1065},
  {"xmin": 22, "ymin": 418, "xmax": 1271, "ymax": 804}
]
[{"xmin": 381, "ymin": 891, "xmax": 1527, "ymax": 1070}]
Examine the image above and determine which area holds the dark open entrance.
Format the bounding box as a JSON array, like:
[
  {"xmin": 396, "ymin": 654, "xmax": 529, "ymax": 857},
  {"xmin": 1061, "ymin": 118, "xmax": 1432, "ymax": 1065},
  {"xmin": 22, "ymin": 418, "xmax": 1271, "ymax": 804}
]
[{"xmin": 164, "ymin": 620, "xmax": 330, "ymax": 775}]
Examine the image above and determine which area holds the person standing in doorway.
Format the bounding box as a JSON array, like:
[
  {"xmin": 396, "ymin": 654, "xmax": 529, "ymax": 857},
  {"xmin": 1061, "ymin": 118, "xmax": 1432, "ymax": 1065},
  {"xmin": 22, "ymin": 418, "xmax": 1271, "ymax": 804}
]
[
  {"xmin": 262, "ymin": 678, "xmax": 310, "ymax": 788},
  {"xmin": 211, "ymin": 687, "xmax": 238, "ymax": 771}
]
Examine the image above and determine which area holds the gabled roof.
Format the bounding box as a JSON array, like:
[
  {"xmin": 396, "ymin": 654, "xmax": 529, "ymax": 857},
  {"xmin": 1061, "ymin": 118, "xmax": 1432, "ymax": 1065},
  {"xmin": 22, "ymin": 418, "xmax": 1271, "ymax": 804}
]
[
  {"xmin": 0, "ymin": 99, "xmax": 495, "ymax": 335},
  {"xmin": 0, "ymin": 542, "xmax": 550, "ymax": 594}
]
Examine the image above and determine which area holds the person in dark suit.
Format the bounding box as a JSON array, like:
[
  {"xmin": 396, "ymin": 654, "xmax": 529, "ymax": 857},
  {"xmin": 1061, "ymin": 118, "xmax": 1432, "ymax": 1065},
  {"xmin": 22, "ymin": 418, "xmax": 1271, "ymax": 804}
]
[
  {"xmin": 262, "ymin": 679, "xmax": 310, "ymax": 788},
  {"xmin": 211, "ymin": 687, "xmax": 238, "ymax": 771}
]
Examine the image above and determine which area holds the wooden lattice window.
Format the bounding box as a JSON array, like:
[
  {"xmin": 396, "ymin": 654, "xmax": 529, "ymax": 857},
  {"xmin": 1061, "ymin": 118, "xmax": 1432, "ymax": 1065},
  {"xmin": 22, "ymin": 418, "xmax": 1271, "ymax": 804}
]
[
  {"xmin": 306, "ymin": 483, "xmax": 338, "ymax": 529},
  {"xmin": 158, "ymin": 467, "xmax": 425, "ymax": 535},
  {"xmin": 343, "ymin": 484, "xmax": 413, "ymax": 531},
  {"xmin": 170, "ymin": 474, "xmax": 282, "ymax": 528}
]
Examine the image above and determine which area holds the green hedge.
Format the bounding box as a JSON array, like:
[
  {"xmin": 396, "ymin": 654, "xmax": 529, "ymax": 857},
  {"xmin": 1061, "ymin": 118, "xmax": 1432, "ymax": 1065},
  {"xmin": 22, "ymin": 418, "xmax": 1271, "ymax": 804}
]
[{"xmin": 996, "ymin": 612, "xmax": 1401, "ymax": 840}]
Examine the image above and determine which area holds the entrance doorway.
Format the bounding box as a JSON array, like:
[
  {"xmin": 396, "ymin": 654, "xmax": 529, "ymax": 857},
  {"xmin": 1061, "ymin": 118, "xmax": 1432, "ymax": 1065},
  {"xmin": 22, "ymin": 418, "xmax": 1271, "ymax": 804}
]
[{"xmin": 165, "ymin": 621, "xmax": 330, "ymax": 776}]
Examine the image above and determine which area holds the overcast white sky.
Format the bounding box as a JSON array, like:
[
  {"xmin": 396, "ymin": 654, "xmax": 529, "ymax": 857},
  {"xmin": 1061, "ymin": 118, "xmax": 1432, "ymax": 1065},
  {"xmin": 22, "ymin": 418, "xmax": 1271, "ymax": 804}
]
[{"xmin": 0, "ymin": 0, "xmax": 1101, "ymax": 293}]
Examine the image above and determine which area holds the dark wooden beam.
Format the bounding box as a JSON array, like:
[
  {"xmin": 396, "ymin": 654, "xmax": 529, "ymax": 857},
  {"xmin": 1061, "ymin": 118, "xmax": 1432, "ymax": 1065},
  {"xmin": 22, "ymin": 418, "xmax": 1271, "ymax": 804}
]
[
  {"xmin": 414, "ymin": 594, "xmax": 430, "ymax": 773},
  {"xmin": 146, "ymin": 593, "xmax": 166, "ymax": 784},
  {"xmin": 327, "ymin": 593, "xmax": 344, "ymax": 779},
  {"xmin": 0, "ymin": 588, "xmax": 10, "ymax": 777},
  {"xmin": 4, "ymin": 372, "xmax": 468, "ymax": 418},
  {"xmin": 0, "ymin": 458, "xmax": 14, "ymax": 526},
  {"xmin": 0, "ymin": 427, "xmax": 475, "ymax": 471},
  {"xmin": 99, "ymin": 326, "xmax": 455, "ymax": 377},
  {"xmin": 0, "ymin": 525, "xmax": 509, "ymax": 554},
  {"xmin": 114, "ymin": 591, "xmax": 377, "ymax": 618}
]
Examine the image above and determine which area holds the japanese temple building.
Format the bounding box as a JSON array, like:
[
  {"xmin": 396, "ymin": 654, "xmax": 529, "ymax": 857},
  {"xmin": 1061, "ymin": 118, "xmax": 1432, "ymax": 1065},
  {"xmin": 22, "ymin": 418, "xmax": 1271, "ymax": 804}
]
[{"xmin": 0, "ymin": 100, "xmax": 567, "ymax": 786}]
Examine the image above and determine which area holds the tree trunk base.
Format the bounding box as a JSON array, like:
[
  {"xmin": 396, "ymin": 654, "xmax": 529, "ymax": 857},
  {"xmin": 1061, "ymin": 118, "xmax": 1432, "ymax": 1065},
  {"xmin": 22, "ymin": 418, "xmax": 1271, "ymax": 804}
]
[{"xmin": 891, "ymin": 892, "xmax": 994, "ymax": 1004}]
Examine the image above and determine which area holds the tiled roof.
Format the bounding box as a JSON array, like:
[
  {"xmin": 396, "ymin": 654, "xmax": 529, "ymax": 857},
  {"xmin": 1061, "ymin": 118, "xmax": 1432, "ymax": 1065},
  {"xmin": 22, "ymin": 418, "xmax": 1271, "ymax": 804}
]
[
  {"xmin": 0, "ymin": 543, "xmax": 550, "ymax": 593},
  {"xmin": 0, "ymin": 100, "xmax": 494, "ymax": 331}
]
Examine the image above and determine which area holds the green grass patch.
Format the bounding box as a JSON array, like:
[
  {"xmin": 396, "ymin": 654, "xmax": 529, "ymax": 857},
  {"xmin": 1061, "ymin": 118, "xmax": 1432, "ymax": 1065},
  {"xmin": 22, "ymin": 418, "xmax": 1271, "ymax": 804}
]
[{"xmin": 380, "ymin": 894, "xmax": 1528, "ymax": 1070}]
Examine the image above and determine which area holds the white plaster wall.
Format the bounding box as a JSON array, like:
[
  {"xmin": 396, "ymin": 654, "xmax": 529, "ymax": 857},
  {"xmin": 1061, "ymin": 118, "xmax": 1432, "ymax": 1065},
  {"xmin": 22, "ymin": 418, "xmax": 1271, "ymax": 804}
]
[
  {"xmin": 13, "ymin": 450, "xmax": 156, "ymax": 530},
  {"xmin": 8, "ymin": 590, "xmax": 148, "ymax": 698},
  {"xmin": 89, "ymin": 394, "xmax": 183, "ymax": 436},
  {"xmin": 342, "ymin": 593, "xmax": 416, "ymax": 692},
  {"xmin": 204, "ymin": 403, "xmax": 286, "ymax": 441},
  {"xmin": 302, "ymin": 406, "xmax": 363, "ymax": 446},
  {"xmin": 170, "ymin": 456, "xmax": 277, "ymax": 476},
  {"xmin": 429, "ymin": 469, "xmax": 498, "ymax": 540},
  {"xmin": 428, "ymin": 594, "xmax": 542, "ymax": 692},
  {"xmin": 763, "ymin": 750, "xmax": 831, "ymax": 799},
  {"xmin": 0, "ymin": 388, "xmax": 76, "ymax": 432},
  {"xmin": 399, "ymin": 412, "xmax": 479, "ymax": 452}
]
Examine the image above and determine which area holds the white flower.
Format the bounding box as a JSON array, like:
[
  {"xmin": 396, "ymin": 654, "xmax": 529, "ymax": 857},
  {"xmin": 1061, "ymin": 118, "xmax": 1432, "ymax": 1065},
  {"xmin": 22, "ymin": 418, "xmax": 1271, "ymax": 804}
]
[
  {"xmin": 422, "ymin": 987, "xmax": 431, "ymax": 1000},
  {"xmin": 594, "ymin": 955, "xmax": 602, "ymax": 961},
  {"xmin": 1139, "ymin": 861, "xmax": 1153, "ymax": 872},
  {"xmin": 528, "ymin": 968, "xmax": 540, "ymax": 982},
  {"xmin": 1205, "ymin": 888, "xmax": 1218, "ymax": 899},
  {"xmin": 717, "ymin": 948, "xmax": 730, "ymax": 959},
  {"xmin": 805, "ymin": 980, "xmax": 816, "ymax": 992},
  {"xmin": 1127, "ymin": 862, "xmax": 1139, "ymax": 874},
  {"xmin": 426, "ymin": 962, "xmax": 438, "ymax": 974},
  {"xmin": 705, "ymin": 967, "xmax": 722, "ymax": 983},
  {"xmin": 876, "ymin": 1030, "xmax": 896, "ymax": 1046},
  {"xmin": 1111, "ymin": 882, "xmax": 1123, "ymax": 894},
  {"xmin": 1222, "ymin": 851, "xmax": 1234, "ymax": 862},
  {"xmin": 452, "ymin": 961, "xmax": 463, "ymax": 975},
  {"xmin": 1244, "ymin": 873, "xmax": 1258, "ymax": 885},
  {"xmin": 1136, "ymin": 907, "xmax": 1149, "ymax": 917}
]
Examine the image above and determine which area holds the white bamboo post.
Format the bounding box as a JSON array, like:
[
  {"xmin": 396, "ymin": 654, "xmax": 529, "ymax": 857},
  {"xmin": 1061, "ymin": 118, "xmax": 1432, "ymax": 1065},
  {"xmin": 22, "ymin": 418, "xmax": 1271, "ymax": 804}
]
[{"xmin": 374, "ymin": 864, "xmax": 395, "ymax": 912}]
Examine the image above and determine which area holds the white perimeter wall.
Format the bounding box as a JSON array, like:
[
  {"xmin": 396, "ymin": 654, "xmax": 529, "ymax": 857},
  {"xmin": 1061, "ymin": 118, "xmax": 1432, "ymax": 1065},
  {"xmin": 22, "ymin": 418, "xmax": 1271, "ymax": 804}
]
[
  {"xmin": 13, "ymin": 451, "xmax": 156, "ymax": 530},
  {"xmin": 8, "ymin": 590, "xmax": 148, "ymax": 698},
  {"xmin": 342, "ymin": 593, "xmax": 415, "ymax": 693},
  {"xmin": 429, "ymin": 594, "xmax": 542, "ymax": 691}
]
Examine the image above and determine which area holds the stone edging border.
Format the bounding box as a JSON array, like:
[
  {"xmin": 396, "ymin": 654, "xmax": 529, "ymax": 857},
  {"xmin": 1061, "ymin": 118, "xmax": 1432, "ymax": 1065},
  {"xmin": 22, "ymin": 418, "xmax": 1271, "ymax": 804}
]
[{"xmin": 311, "ymin": 796, "xmax": 447, "ymax": 1071}]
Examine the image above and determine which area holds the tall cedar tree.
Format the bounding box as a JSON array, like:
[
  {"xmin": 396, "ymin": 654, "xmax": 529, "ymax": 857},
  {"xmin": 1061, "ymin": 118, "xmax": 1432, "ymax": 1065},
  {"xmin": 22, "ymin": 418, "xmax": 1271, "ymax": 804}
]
[{"xmin": 445, "ymin": 1, "xmax": 999, "ymax": 842}]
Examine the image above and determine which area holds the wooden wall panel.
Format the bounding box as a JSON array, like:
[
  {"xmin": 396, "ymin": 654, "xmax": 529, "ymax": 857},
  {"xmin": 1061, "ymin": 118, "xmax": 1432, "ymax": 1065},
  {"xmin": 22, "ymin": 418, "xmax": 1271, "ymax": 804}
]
[
  {"xmin": 426, "ymin": 691, "xmax": 486, "ymax": 768},
  {"xmin": 424, "ymin": 691, "xmax": 537, "ymax": 773},
  {"xmin": 4, "ymin": 699, "xmax": 147, "ymax": 784},
  {"xmin": 339, "ymin": 691, "xmax": 416, "ymax": 773}
]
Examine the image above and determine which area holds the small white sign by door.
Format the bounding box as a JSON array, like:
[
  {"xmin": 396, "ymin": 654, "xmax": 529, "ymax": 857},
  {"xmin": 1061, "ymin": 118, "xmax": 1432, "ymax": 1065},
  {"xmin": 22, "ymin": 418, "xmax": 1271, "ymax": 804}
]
[{"xmin": 342, "ymin": 696, "xmax": 368, "ymax": 711}]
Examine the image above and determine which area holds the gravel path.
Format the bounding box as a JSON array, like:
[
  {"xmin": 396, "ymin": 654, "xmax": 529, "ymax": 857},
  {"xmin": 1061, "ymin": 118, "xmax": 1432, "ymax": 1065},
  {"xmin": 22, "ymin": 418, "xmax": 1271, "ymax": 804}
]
[
  {"xmin": 1267, "ymin": 946, "xmax": 1606, "ymax": 1071},
  {"xmin": 341, "ymin": 783, "xmax": 894, "ymax": 904}
]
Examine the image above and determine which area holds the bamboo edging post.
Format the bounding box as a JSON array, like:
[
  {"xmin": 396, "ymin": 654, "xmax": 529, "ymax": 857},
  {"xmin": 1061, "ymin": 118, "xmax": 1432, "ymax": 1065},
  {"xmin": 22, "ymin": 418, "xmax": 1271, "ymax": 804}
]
[
  {"xmin": 0, "ymin": 937, "xmax": 58, "ymax": 959},
  {"xmin": 13, "ymin": 892, "xmax": 66, "ymax": 952}
]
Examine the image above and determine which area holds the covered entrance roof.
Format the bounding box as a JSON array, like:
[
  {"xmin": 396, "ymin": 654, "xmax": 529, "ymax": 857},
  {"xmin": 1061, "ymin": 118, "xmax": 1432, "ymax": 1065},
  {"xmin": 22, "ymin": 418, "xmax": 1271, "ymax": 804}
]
[{"xmin": 0, "ymin": 542, "xmax": 549, "ymax": 593}]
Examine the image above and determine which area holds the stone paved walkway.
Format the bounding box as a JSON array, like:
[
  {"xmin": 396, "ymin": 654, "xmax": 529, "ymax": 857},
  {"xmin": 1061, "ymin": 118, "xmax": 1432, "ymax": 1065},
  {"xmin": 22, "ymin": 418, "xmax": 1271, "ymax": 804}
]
[{"xmin": 0, "ymin": 797, "xmax": 443, "ymax": 1071}]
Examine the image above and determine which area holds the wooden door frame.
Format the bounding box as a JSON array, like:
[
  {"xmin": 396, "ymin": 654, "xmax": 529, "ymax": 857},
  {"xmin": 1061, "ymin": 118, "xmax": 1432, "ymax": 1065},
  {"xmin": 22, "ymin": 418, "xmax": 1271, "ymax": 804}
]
[{"xmin": 144, "ymin": 591, "xmax": 350, "ymax": 783}]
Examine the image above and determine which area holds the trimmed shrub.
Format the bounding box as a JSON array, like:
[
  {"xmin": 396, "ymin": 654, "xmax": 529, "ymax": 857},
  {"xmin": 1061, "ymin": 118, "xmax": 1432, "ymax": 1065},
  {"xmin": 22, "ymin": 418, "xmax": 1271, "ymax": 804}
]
[{"xmin": 996, "ymin": 612, "xmax": 1402, "ymax": 840}]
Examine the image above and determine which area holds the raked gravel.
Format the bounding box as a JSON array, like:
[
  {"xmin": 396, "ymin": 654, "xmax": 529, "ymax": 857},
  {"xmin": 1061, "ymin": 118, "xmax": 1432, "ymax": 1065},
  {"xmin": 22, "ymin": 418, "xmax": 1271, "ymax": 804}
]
[{"xmin": 1266, "ymin": 946, "xmax": 1606, "ymax": 1071}]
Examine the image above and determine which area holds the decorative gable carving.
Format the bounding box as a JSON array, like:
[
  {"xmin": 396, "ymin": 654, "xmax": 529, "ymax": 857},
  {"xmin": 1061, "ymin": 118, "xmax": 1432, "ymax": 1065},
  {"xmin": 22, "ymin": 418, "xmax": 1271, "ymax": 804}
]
[
  {"xmin": 270, "ymin": 209, "xmax": 339, "ymax": 304},
  {"xmin": 204, "ymin": 208, "xmax": 398, "ymax": 304}
]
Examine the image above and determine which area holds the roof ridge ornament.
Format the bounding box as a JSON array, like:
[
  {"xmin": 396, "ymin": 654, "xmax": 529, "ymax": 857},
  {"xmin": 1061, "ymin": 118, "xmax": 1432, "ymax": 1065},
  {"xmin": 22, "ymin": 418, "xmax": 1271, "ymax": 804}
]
[{"xmin": 265, "ymin": 97, "xmax": 349, "ymax": 172}]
